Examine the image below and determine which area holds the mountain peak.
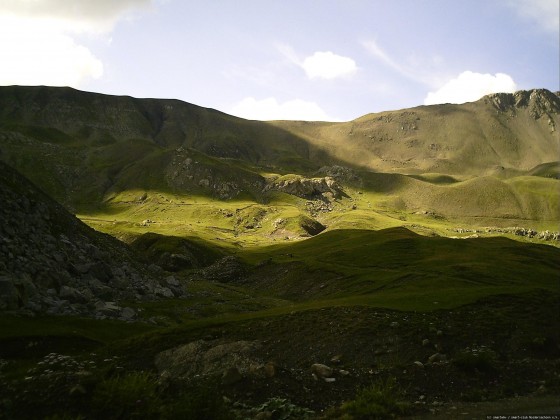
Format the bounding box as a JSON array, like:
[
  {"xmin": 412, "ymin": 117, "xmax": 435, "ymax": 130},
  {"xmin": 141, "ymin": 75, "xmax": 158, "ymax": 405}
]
[{"xmin": 483, "ymin": 88, "xmax": 560, "ymax": 118}]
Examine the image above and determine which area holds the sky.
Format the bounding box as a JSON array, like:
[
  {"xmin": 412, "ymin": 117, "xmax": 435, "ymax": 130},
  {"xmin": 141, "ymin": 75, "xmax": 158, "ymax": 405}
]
[{"xmin": 0, "ymin": 0, "xmax": 558, "ymax": 121}]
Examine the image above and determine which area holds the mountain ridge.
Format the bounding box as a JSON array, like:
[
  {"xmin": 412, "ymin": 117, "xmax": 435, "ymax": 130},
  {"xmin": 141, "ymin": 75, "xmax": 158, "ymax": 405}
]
[{"xmin": 0, "ymin": 85, "xmax": 558, "ymax": 210}]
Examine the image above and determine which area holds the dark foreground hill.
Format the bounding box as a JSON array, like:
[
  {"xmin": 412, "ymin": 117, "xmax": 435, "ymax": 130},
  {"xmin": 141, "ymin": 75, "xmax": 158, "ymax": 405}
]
[{"xmin": 0, "ymin": 160, "xmax": 186, "ymax": 319}]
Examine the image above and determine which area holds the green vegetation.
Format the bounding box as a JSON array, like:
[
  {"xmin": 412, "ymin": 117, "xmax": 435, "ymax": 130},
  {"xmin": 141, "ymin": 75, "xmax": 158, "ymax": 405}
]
[{"xmin": 337, "ymin": 378, "xmax": 411, "ymax": 419}]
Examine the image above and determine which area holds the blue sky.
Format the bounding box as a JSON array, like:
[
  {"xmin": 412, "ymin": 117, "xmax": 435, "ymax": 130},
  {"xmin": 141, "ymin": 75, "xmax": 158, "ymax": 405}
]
[{"xmin": 0, "ymin": 0, "xmax": 558, "ymax": 121}]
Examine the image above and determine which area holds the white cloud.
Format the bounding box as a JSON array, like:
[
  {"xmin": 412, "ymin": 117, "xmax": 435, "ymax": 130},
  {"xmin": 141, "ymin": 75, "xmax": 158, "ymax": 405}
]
[
  {"xmin": 276, "ymin": 44, "xmax": 357, "ymax": 81},
  {"xmin": 424, "ymin": 71, "xmax": 517, "ymax": 105},
  {"xmin": 0, "ymin": 0, "xmax": 153, "ymax": 33},
  {"xmin": 506, "ymin": 0, "xmax": 559, "ymax": 33},
  {"xmin": 0, "ymin": 17, "xmax": 103, "ymax": 87},
  {"xmin": 0, "ymin": 0, "xmax": 153, "ymax": 88},
  {"xmin": 230, "ymin": 97, "xmax": 334, "ymax": 121},
  {"xmin": 302, "ymin": 51, "xmax": 357, "ymax": 80}
]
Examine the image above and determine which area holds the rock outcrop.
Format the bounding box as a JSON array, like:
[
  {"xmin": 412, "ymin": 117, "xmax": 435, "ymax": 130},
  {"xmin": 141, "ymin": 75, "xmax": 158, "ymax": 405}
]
[
  {"xmin": 485, "ymin": 89, "xmax": 560, "ymax": 120},
  {"xmin": 264, "ymin": 175, "xmax": 344, "ymax": 200},
  {"xmin": 199, "ymin": 256, "xmax": 246, "ymax": 283},
  {"xmin": 155, "ymin": 340, "xmax": 264, "ymax": 382}
]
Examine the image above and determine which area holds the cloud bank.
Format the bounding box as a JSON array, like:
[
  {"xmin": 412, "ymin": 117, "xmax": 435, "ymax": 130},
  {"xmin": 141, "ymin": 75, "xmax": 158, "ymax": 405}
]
[
  {"xmin": 230, "ymin": 97, "xmax": 333, "ymax": 121},
  {"xmin": 0, "ymin": 0, "xmax": 152, "ymax": 88},
  {"xmin": 424, "ymin": 71, "xmax": 517, "ymax": 105}
]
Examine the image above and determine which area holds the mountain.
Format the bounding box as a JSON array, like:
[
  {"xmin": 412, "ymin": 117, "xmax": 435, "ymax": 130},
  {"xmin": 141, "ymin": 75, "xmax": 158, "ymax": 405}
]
[
  {"xmin": 0, "ymin": 86, "xmax": 558, "ymax": 208},
  {"xmin": 1, "ymin": 86, "xmax": 559, "ymax": 418}
]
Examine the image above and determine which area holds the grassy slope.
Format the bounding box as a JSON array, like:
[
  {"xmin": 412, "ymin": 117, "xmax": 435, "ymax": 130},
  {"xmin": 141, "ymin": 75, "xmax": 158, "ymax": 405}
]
[
  {"xmin": 237, "ymin": 227, "xmax": 560, "ymax": 308},
  {"xmin": 271, "ymin": 95, "xmax": 559, "ymax": 175}
]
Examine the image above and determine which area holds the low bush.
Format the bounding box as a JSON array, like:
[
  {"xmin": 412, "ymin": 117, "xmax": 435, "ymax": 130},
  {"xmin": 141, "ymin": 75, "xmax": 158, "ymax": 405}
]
[{"xmin": 339, "ymin": 377, "xmax": 410, "ymax": 420}]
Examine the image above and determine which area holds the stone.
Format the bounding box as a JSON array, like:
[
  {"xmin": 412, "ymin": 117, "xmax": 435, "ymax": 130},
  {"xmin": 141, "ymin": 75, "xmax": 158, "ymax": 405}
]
[
  {"xmin": 422, "ymin": 339, "xmax": 430, "ymax": 346},
  {"xmin": 59, "ymin": 286, "xmax": 86, "ymax": 303},
  {"xmin": 120, "ymin": 307, "xmax": 136, "ymax": 320},
  {"xmin": 166, "ymin": 276, "xmax": 180, "ymax": 287},
  {"xmin": 428, "ymin": 353, "xmax": 446, "ymax": 364},
  {"xmin": 69, "ymin": 384, "xmax": 87, "ymax": 396},
  {"xmin": 155, "ymin": 287, "xmax": 174, "ymax": 298},
  {"xmin": 89, "ymin": 262, "xmax": 113, "ymax": 283},
  {"xmin": 0, "ymin": 277, "xmax": 20, "ymax": 310},
  {"xmin": 222, "ymin": 367, "xmax": 243, "ymax": 385},
  {"xmin": 264, "ymin": 362, "xmax": 276, "ymax": 378},
  {"xmin": 330, "ymin": 355, "xmax": 343, "ymax": 364},
  {"xmin": 413, "ymin": 361, "xmax": 424, "ymax": 368},
  {"xmin": 311, "ymin": 363, "xmax": 334, "ymax": 378}
]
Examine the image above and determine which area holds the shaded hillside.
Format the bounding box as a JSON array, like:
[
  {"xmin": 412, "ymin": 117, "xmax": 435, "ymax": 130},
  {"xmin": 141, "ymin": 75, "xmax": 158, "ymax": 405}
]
[
  {"xmin": 239, "ymin": 227, "xmax": 560, "ymax": 304},
  {"xmin": 0, "ymin": 86, "xmax": 331, "ymax": 206},
  {"xmin": 0, "ymin": 86, "xmax": 558, "ymax": 210},
  {"xmin": 0, "ymin": 160, "xmax": 185, "ymax": 318}
]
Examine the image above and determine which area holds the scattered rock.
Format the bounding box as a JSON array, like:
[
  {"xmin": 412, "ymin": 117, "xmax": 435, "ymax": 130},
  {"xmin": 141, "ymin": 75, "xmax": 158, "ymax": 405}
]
[
  {"xmin": 0, "ymin": 161, "xmax": 187, "ymax": 319},
  {"xmin": 311, "ymin": 363, "xmax": 334, "ymax": 379},
  {"xmin": 201, "ymin": 256, "xmax": 246, "ymax": 283},
  {"xmin": 330, "ymin": 355, "xmax": 342, "ymax": 365},
  {"xmin": 166, "ymin": 276, "xmax": 180, "ymax": 287},
  {"xmin": 154, "ymin": 340, "xmax": 261, "ymax": 381},
  {"xmin": 428, "ymin": 353, "xmax": 446, "ymax": 364}
]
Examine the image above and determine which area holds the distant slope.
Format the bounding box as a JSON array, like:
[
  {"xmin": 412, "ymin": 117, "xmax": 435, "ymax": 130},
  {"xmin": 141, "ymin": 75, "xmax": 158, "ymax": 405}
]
[
  {"xmin": 272, "ymin": 89, "xmax": 560, "ymax": 175},
  {"xmin": 0, "ymin": 86, "xmax": 558, "ymax": 208}
]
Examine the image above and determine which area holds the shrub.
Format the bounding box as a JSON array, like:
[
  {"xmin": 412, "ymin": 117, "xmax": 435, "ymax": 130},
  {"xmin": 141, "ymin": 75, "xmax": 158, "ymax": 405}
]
[
  {"xmin": 453, "ymin": 348, "xmax": 497, "ymax": 373},
  {"xmin": 92, "ymin": 371, "xmax": 161, "ymax": 418},
  {"xmin": 341, "ymin": 377, "xmax": 410, "ymax": 420},
  {"xmin": 160, "ymin": 384, "xmax": 231, "ymax": 420},
  {"xmin": 255, "ymin": 397, "xmax": 314, "ymax": 419}
]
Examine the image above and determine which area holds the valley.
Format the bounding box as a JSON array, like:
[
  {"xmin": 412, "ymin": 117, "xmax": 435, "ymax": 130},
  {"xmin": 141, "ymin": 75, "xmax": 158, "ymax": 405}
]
[{"xmin": 0, "ymin": 86, "xmax": 559, "ymax": 419}]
